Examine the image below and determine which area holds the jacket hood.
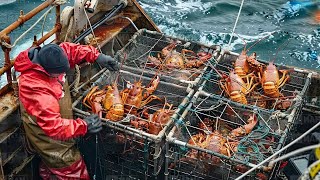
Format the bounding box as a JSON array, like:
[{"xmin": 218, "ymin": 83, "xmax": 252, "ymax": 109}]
[{"xmin": 14, "ymin": 48, "xmax": 49, "ymax": 75}]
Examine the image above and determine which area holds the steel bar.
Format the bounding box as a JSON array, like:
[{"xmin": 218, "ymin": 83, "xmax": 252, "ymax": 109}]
[
  {"xmin": 0, "ymin": 60, "xmax": 14, "ymax": 76},
  {"xmin": 55, "ymin": 4, "xmax": 61, "ymax": 40},
  {"xmin": 12, "ymin": 68, "xmax": 18, "ymax": 97},
  {"xmin": 35, "ymin": 25, "xmax": 61, "ymax": 46},
  {"xmin": 0, "ymin": 0, "xmax": 55, "ymax": 38},
  {"xmin": 164, "ymin": 142, "xmax": 169, "ymax": 180},
  {"xmin": 3, "ymin": 45, "xmax": 12, "ymax": 85}
]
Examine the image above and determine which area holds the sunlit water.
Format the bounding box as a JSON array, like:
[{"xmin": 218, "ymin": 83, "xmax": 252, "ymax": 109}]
[{"xmin": 0, "ymin": 0, "xmax": 320, "ymax": 87}]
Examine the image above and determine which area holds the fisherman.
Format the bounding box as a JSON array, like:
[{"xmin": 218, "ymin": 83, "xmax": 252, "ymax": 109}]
[{"xmin": 13, "ymin": 42, "xmax": 119, "ymax": 179}]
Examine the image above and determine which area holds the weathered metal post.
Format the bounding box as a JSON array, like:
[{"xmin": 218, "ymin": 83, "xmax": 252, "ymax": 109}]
[
  {"xmin": 0, "ymin": 0, "xmax": 55, "ymax": 37},
  {"xmin": 1, "ymin": 36, "xmax": 12, "ymax": 85},
  {"xmin": 55, "ymin": 3, "xmax": 61, "ymax": 41}
]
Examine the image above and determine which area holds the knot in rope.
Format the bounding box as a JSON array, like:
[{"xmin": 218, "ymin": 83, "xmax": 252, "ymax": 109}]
[
  {"xmin": 71, "ymin": 64, "xmax": 81, "ymax": 96},
  {"xmin": 1, "ymin": 41, "xmax": 13, "ymax": 49},
  {"xmin": 270, "ymin": 110, "xmax": 287, "ymax": 120},
  {"xmin": 53, "ymin": 0, "xmax": 67, "ymax": 6}
]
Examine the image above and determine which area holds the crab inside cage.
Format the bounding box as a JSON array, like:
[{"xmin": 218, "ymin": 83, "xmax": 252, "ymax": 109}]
[
  {"xmin": 72, "ymin": 62, "xmax": 194, "ymax": 178},
  {"xmin": 165, "ymin": 91, "xmax": 301, "ymax": 180},
  {"xmin": 113, "ymin": 29, "xmax": 221, "ymax": 87},
  {"xmin": 196, "ymin": 50, "xmax": 312, "ymax": 115}
]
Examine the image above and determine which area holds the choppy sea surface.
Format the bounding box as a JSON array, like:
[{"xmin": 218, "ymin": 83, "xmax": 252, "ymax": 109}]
[{"xmin": 0, "ymin": 0, "xmax": 320, "ymax": 86}]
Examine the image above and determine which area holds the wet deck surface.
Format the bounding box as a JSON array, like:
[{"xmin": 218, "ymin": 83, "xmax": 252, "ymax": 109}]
[{"xmin": 89, "ymin": 13, "xmax": 139, "ymax": 47}]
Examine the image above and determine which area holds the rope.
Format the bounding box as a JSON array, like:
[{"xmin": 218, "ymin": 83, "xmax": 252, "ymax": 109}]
[
  {"xmin": 70, "ymin": 64, "xmax": 81, "ymax": 96},
  {"xmin": 64, "ymin": 16, "xmax": 74, "ymax": 42},
  {"xmin": 41, "ymin": 7, "xmax": 51, "ymax": 46},
  {"xmin": 235, "ymin": 125, "xmax": 270, "ymax": 163},
  {"xmin": 271, "ymin": 144, "xmax": 320, "ymax": 164},
  {"xmin": 83, "ymin": 7, "xmax": 102, "ymax": 53},
  {"xmin": 1, "ymin": 6, "xmax": 54, "ymax": 49},
  {"xmin": 235, "ymin": 120, "xmax": 320, "ymax": 180},
  {"xmin": 236, "ymin": 138, "xmax": 264, "ymax": 163},
  {"xmin": 52, "ymin": 0, "xmax": 67, "ymax": 6},
  {"xmin": 227, "ymin": 0, "xmax": 245, "ymax": 49}
]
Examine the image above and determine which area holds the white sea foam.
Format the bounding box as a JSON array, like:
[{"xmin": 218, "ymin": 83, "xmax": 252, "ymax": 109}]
[
  {"xmin": 0, "ymin": 32, "xmax": 55, "ymax": 88},
  {"xmin": 0, "ymin": 0, "xmax": 16, "ymax": 6},
  {"xmin": 140, "ymin": 0, "xmax": 212, "ymax": 14},
  {"xmin": 271, "ymin": 1, "xmax": 316, "ymax": 22}
]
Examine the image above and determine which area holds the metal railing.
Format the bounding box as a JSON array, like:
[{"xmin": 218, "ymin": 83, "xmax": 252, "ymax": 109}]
[{"xmin": 0, "ymin": 0, "xmax": 62, "ymax": 89}]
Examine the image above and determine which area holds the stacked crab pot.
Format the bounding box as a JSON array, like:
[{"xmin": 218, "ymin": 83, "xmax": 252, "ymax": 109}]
[
  {"xmin": 165, "ymin": 49, "xmax": 312, "ymax": 179},
  {"xmin": 74, "ymin": 29, "xmax": 221, "ymax": 179}
]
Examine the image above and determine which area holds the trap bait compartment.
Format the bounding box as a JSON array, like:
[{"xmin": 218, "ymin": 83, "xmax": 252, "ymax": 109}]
[
  {"xmin": 72, "ymin": 67, "xmax": 194, "ymax": 178},
  {"xmin": 114, "ymin": 29, "xmax": 221, "ymax": 89},
  {"xmin": 165, "ymin": 89, "xmax": 301, "ymax": 180},
  {"xmin": 196, "ymin": 49, "xmax": 312, "ymax": 116}
]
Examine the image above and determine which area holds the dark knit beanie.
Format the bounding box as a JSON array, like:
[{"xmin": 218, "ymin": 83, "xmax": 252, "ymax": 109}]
[{"xmin": 36, "ymin": 44, "xmax": 70, "ymax": 74}]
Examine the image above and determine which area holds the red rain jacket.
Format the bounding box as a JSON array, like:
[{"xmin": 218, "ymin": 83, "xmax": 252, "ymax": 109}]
[{"xmin": 14, "ymin": 42, "xmax": 100, "ymax": 140}]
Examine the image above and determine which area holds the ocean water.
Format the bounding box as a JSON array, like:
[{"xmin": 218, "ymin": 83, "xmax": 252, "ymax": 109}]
[{"xmin": 0, "ymin": 0, "xmax": 320, "ymax": 86}]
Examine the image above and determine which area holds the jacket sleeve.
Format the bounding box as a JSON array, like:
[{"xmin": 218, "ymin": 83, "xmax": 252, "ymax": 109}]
[
  {"xmin": 19, "ymin": 82, "xmax": 88, "ymax": 140},
  {"xmin": 59, "ymin": 42, "xmax": 100, "ymax": 68}
]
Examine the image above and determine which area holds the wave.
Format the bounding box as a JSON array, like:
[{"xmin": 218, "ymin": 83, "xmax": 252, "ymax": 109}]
[
  {"xmin": 260, "ymin": 1, "xmax": 319, "ymax": 22},
  {"xmin": 0, "ymin": 0, "xmax": 16, "ymax": 6},
  {"xmin": 0, "ymin": 32, "xmax": 55, "ymax": 88},
  {"xmin": 288, "ymin": 30, "xmax": 320, "ymax": 66},
  {"xmin": 139, "ymin": 0, "xmax": 212, "ymax": 18}
]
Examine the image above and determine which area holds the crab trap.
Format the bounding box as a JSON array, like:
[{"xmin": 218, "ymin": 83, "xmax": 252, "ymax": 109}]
[
  {"xmin": 196, "ymin": 50, "xmax": 312, "ymax": 116},
  {"xmin": 72, "ymin": 66, "xmax": 193, "ymax": 178},
  {"xmin": 165, "ymin": 89, "xmax": 302, "ymax": 180},
  {"xmin": 113, "ymin": 29, "xmax": 221, "ymax": 88}
]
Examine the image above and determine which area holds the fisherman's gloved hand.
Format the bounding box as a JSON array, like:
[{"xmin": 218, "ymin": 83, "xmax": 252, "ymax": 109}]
[
  {"xmin": 83, "ymin": 114, "xmax": 103, "ymax": 134},
  {"xmin": 96, "ymin": 54, "xmax": 120, "ymax": 71}
]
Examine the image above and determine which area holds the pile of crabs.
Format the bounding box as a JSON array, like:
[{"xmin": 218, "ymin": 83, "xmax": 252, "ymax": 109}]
[
  {"xmin": 82, "ymin": 75, "xmax": 176, "ymax": 135},
  {"xmin": 147, "ymin": 41, "xmax": 213, "ymax": 70},
  {"xmin": 169, "ymin": 49, "xmax": 291, "ymax": 179},
  {"xmin": 82, "ymin": 41, "xmax": 214, "ymax": 135},
  {"xmin": 215, "ymin": 48, "xmax": 292, "ymax": 111},
  {"xmin": 172, "ymin": 110, "xmax": 273, "ymax": 179}
]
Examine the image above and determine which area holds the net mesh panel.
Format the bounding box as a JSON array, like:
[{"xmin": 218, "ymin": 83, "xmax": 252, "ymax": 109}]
[
  {"xmin": 199, "ymin": 52, "xmax": 310, "ymax": 114},
  {"xmin": 76, "ymin": 29, "xmax": 222, "ymax": 178},
  {"xmin": 114, "ymin": 30, "xmax": 220, "ymax": 87},
  {"xmin": 76, "ymin": 68, "xmax": 188, "ymax": 178},
  {"xmin": 79, "ymin": 128, "xmax": 167, "ymax": 179},
  {"xmin": 167, "ymin": 97, "xmax": 287, "ymax": 180}
]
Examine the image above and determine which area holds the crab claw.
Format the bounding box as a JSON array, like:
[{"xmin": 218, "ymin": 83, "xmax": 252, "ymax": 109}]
[
  {"xmin": 244, "ymin": 115, "xmax": 258, "ymax": 134},
  {"xmin": 230, "ymin": 114, "xmax": 258, "ymax": 137}
]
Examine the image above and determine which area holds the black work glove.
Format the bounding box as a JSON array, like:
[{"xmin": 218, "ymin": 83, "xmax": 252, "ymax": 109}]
[
  {"xmin": 96, "ymin": 54, "xmax": 120, "ymax": 71},
  {"xmin": 83, "ymin": 114, "xmax": 103, "ymax": 134}
]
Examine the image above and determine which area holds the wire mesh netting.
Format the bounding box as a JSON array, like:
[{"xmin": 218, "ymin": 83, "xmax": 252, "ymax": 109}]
[
  {"xmin": 74, "ymin": 67, "xmax": 190, "ymax": 177},
  {"xmin": 74, "ymin": 29, "xmax": 225, "ymax": 178},
  {"xmin": 114, "ymin": 29, "xmax": 221, "ymax": 87},
  {"xmin": 197, "ymin": 51, "xmax": 311, "ymax": 115},
  {"xmin": 79, "ymin": 126, "xmax": 168, "ymax": 179},
  {"xmin": 166, "ymin": 95, "xmax": 292, "ymax": 180}
]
